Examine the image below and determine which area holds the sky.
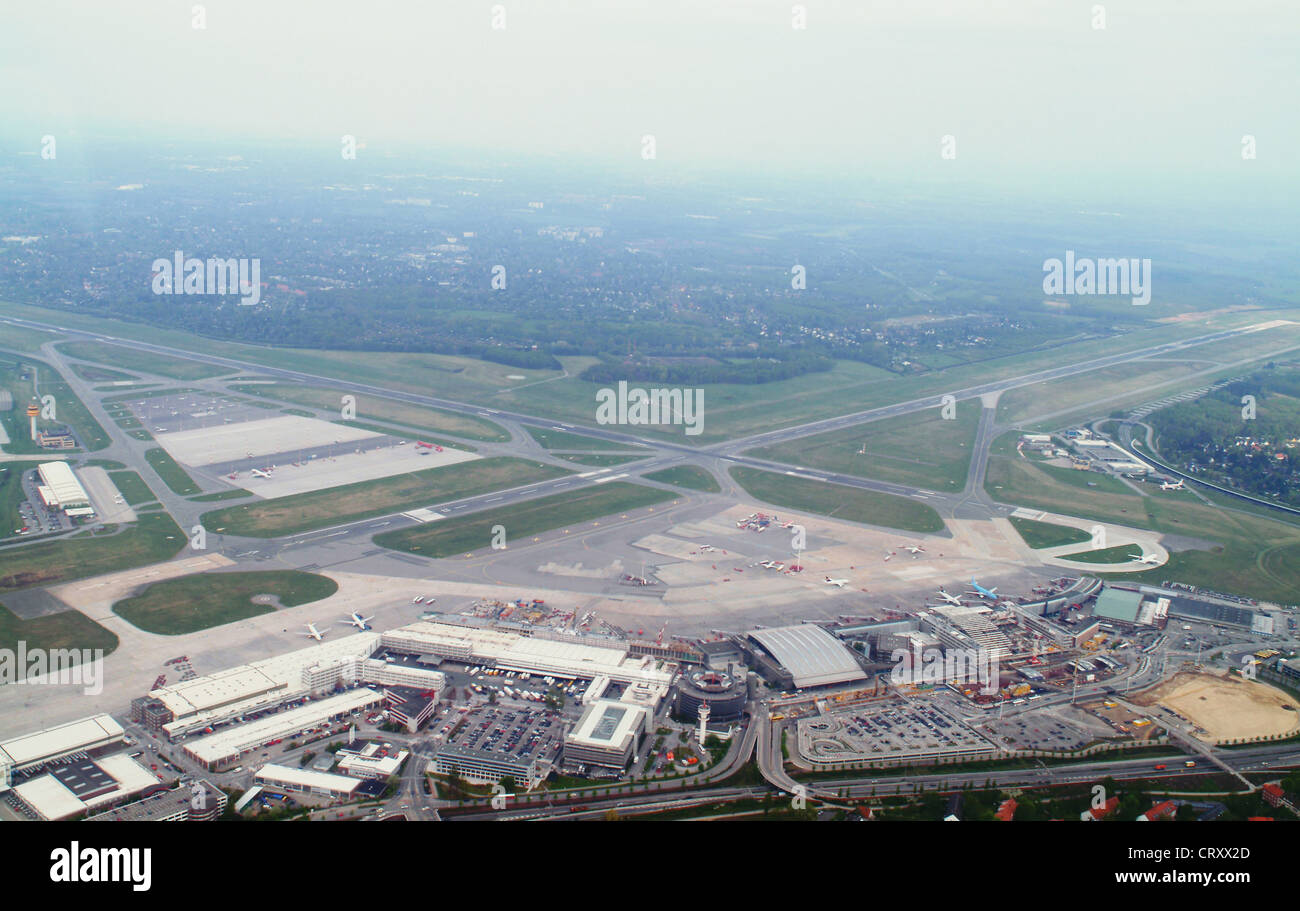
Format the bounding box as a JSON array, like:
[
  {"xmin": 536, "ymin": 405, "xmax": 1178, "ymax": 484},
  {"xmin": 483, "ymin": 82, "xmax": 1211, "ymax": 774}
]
[{"xmin": 1, "ymin": 0, "xmax": 1297, "ymax": 189}]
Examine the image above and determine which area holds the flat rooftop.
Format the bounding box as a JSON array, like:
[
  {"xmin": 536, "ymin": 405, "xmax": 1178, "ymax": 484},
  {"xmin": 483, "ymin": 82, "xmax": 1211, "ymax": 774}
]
[{"xmin": 0, "ymin": 714, "xmax": 124, "ymax": 769}]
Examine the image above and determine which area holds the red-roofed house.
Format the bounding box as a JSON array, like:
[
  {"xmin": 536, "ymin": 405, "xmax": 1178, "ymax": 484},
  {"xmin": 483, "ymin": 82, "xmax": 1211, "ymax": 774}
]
[
  {"xmin": 1138, "ymin": 800, "xmax": 1177, "ymax": 821},
  {"xmin": 1081, "ymin": 795, "xmax": 1120, "ymax": 821},
  {"xmin": 995, "ymin": 798, "xmax": 1018, "ymax": 821}
]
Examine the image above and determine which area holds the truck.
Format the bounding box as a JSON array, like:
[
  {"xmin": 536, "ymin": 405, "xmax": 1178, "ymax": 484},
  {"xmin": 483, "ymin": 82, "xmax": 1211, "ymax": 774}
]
[{"xmin": 1184, "ymin": 760, "xmax": 1197, "ymax": 768}]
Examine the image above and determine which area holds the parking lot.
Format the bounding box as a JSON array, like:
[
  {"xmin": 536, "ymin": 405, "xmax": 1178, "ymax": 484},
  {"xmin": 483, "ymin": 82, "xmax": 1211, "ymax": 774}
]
[
  {"xmin": 984, "ymin": 713, "xmax": 1093, "ymax": 751},
  {"xmin": 798, "ymin": 701, "xmax": 995, "ymax": 763},
  {"xmin": 441, "ymin": 705, "xmax": 565, "ymax": 767}
]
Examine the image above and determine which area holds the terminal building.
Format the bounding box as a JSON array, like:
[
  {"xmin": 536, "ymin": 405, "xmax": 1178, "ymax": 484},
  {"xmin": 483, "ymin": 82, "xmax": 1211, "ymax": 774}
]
[
  {"xmin": 136, "ymin": 632, "xmax": 444, "ymax": 739},
  {"xmin": 744, "ymin": 624, "xmax": 867, "ymax": 690},
  {"xmin": 381, "ymin": 619, "xmax": 675, "ymax": 689},
  {"xmin": 0, "ymin": 714, "xmax": 125, "ymax": 791}
]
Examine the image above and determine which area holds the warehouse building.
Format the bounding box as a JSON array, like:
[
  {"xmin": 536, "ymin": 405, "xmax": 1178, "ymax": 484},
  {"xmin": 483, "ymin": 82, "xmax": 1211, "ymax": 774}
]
[
  {"xmin": 254, "ymin": 764, "xmax": 363, "ymax": 800},
  {"xmin": 563, "ymin": 699, "xmax": 650, "ymax": 771},
  {"xmin": 745, "ymin": 624, "xmax": 867, "ymax": 689},
  {"xmin": 11, "ymin": 754, "xmax": 159, "ymax": 820},
  {"xmin": 0, "ymin": 713, "xmax": 125, "ymax": 791},
  {"xmin": 180, "ymin": 689, "xmax": 383, "ymax": 770}
]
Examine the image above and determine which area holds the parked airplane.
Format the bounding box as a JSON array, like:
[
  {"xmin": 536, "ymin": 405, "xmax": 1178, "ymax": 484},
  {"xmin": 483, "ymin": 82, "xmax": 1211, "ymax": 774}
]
[
  {"xmin": 302, "ymin": 623, "xmax": 327, "ymax": 641},
  {"xmin": 1160, "ymin": 479, "xmax": 1185, "ymax": 491},
  {"xmin": 966, "ymin": 578, "xmax": 998, "ymax": 600},
  {"xmin": 936, "ymin": 589, "xmax": 964, "ymax": 605},
  {"xmin": 824, "ymin": 577, "xmax": 849, "ymax": 588},
  {"xmin": 901, "ymin": 544, "xmax": 926, "ymax": 555},
  {"xmin": 250, "ymin": 468, "xmax": 272, "ymax": 479},
  {"xmin": 1137, "ymin": 553, "xmax": 1161, "ymax": 565},
  {"xmin": 341, "ymin": 612, "xmax": 374, "ymax": 630},
  {"xmin": 699, "ymin": 544, "xmax": 716, "ymax": 552}
]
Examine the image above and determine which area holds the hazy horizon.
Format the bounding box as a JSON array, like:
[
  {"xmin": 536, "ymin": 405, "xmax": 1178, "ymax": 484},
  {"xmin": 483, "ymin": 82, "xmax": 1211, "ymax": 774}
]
[{"xmin": 2, "ymin": 0, "xmax": 1297, "ymax": 191}]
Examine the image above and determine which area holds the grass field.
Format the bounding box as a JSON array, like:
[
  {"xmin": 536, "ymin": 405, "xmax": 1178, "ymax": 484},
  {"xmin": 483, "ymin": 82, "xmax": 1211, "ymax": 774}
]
[
  {"xmin": 1007, "ymin": 516, "xmax": 1092, "ymax": 549},
  {"xmin": 108, "ymin": 470, "xmax": 158, "ymax": 506},
  {"xmin": 985, "ymin": 457, "xmax": 1149, "ymax": 528},
  {"xmin": 0, "ymin": 357, "xmax": 111, "ymax": 453},
  {"xmin": 0, "ymin": 601, "xmax": 118, "ymax": 657},
  {"xmin": 728, "ymin": 467, "xmax": 945, "ymax": 533},
  {"xmin": 57, "ymin": 340, "xmax": 235, "ymax": 380},
  {"xmin": 189, "ymin": 489, "xmax": 253, "ymax": 502},
  {"xmin": 67, "ymin": 362, "xmax": 137, "ymax": 382},
  {"xmin": 102, "ymin": 387, "xmax": 196, "ymax": 403},
  {"xmin": 0, "ymin": 462, "xmax": 28, "ymax": 536},
  {"xmin": 374, "ymin": 482, "xmax": 676, "ymax": 558},
  {"xmin": 112, "ymin": 570, "xmax": 338, "ymax": 635},
  {"xmin": 642, "ymin": 465, "xmax": 722, "ymax": 493},
  {"xmin": 0, "ymin": 322, "xmax": 63, "ymax": 353},
  {"xmin": 747, "ymin": 398, "xmax": 980, "ymax": 491},
  {"xmin": 0, "ymin": 511, "xmax": 186, "ymax": 592},
  {"xmin": 986, "ymin": 451, "xmax": 1300, "ymax": 602},
  {"xmin": 5, "ymin": 299, "xmax": 1284, "ymax": 445},
  {"xmin": 997, "ymin": 323, "xmax": 1300, "ymax": 427},
  {"xmin": 525, "ymin": 427, "xmax": 646, "ymax": 452},
  {"xmin": 229, "ymin": 382, "xmax": 509, "ymax": 442},
  {"xmin": 555, "ymin": 453, "xmax": 647, "ymax": 466},
  {"xmin": 145, "ymin": 447, "xmax": 201, "ymax": 495},
  {"xmin": 1058, "ymin": 543, "xmax": 1143, "ymax": 563},
  {"xmin": 201, "ymin": 457, "xmax": 572, "ymax": 538}
]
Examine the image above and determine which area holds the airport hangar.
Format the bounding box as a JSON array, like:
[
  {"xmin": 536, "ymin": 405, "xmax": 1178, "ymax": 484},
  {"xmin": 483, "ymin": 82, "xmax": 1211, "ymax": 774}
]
[
  {"xmin": 35, "ymin": 460, "xmax": 94, "ymax": 517},
  {"xmin": 744, "ymin": 624, "xmax": 868, "ymax": 690}
]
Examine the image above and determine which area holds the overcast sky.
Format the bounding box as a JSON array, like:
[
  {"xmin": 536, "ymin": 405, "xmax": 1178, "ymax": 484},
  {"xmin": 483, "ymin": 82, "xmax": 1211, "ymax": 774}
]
[{"xmin": 2, "ymin": 0, "xmax": 1296, "ymax": 185}]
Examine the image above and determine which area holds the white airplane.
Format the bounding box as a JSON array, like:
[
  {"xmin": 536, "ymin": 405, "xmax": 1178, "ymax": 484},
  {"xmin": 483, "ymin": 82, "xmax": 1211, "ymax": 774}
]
[
  {"xmin": 936, "ymin": 589, "xmax": 964, "ymax": 605},
  {"xmin": 1160, "ymin": 479, "xmax": 1185, "ymax": 491},
  {"xmin": 340, "ymin": 613, "xmax": 374, "ymax": 630},
  {"xmin": 1137, "ymin": 553, "xmax": 1161, "ymax": 565},
  {"xmin": 301, "ymin": 623, "xmax": 327, "ymax": 641},
  {"xmin": 901, "ymin": 544, "xmax": 926, "ymax": 555},
  {"xmin": 824, "ymin": 577, "xmax": 849, "ymax": 588},
  {"xmin": 965, "ymin": 578, "xmax": 998, "ymax": 600},
  {"xmin": 250, "ymin": 468, "xmax": 272, "ymax": 479},
  {"xmin": 699, "ymin": 544, "xmax": 716, "ymax": 553}
]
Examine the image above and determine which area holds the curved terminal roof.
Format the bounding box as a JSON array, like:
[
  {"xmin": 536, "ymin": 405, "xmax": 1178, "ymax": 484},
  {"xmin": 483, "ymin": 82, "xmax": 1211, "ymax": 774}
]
[{"xmin": 748, "ymin": 624, "xmax": 865, "ymax": 688}]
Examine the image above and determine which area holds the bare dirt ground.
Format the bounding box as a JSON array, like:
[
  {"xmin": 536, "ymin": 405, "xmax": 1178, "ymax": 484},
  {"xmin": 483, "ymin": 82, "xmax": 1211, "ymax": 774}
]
[{"xmin": 1132, "ymin": 670, "xmax": 1300, "ymax": 742}]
